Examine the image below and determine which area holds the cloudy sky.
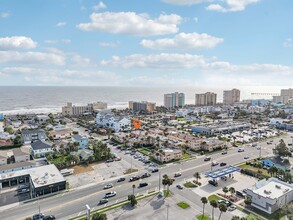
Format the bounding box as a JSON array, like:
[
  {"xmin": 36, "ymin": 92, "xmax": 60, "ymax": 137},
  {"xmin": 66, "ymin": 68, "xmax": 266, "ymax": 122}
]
[{"xmin": 0, "ymin": 0, "xmax": 293, "ymax": 90}]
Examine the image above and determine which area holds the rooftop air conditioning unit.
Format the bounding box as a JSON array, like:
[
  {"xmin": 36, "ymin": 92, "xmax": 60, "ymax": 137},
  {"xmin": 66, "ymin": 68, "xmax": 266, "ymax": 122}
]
[{"xmin": 275, "ymin": 185, "xmax": 281, "ymax": 189}]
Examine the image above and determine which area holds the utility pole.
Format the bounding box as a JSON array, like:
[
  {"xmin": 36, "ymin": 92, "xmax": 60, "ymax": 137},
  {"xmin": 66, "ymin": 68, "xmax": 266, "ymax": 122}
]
[
  {"xmin": 159, "ymin": 170, "xmax": 161, "ymax": 192},
  {"xmin": 166, "ymin": 204, "xmax": 170, "ymax": 220}
]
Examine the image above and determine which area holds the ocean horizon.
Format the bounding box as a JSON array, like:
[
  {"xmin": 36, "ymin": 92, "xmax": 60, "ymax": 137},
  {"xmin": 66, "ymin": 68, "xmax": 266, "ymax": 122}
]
[{"xmin": 0, "ymin": 86, "xmax": 280, "ymax": 115}]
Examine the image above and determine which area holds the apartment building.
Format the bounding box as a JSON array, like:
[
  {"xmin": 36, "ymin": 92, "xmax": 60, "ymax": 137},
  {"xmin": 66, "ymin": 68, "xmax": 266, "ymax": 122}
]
[
  {"xmin": 223, "ymin": 88, "xmax": 240, "ymax": 105},
  {"xmin": 62, "ymin": 102, "xmax": 107, "ymax": 116},
  {"xmin": 195, "ymin": 92, "xmax": 217, "ymax": 106},
  {"xmin": 164, "ymin": 92, "xmax": 185, "ymax": 109},
  {"xmin": 273, "ymin": 88, "xmax": 293, "ymax": 104},
  {"xmin": 153, "ymin": 148, "xmax": 182, "ymax": 163},
  {"xmin": 129, "ymin": 101, "xmax": 156, "ymax": 112}
]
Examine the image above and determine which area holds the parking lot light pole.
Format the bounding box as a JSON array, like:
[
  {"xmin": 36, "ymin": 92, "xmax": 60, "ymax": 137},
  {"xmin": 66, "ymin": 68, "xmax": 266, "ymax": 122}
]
[
  {"xmin": 159, "ymin": 170, "xmax": 161, "ymax": 192},
  {"xmin": 166, "ymin": 204, "xmax": 170, "ymax": 220}
]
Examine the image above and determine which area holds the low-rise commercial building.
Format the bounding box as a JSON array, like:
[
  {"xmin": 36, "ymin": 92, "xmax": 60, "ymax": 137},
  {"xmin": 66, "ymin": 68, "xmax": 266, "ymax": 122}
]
[
  {"xmin": 0, "ymin": 164, "xmax": 66, "ymax": 198},
  {"xmin": 247, "ymin": 178, "xmax": 293, "ymax": 214},
  {"xmin": 0, "ymin": 161, "xmax": 36, "ymax": 174}
]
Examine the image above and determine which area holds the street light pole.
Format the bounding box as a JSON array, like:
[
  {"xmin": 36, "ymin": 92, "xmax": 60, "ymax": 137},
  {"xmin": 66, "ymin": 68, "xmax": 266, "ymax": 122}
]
[
  {"xmin": 166, "ymin": 204, "xmax": 170, "ymax": 220},
  {"xmin": 159, "ymin": 170, "xmax": 161, "ymax": 192}
]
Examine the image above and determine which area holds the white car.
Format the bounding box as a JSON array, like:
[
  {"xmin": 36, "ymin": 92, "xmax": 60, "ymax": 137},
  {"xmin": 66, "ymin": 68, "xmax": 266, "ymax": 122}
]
[
  {"xmin": 244, "ymin": 156, "xmax": 249, "ymax": 159},
  {"xmin": 104, "ymin": 183, "xmax": 113, "ymax": 189},
  {"xmin": 238, "ymin": 148, "xmax": 244, "ymax": 152},
  {"xmin": 228, "ymin": 205, "xmax": 237, "ymax": 211},
  {"xmin": 212, "ymin": 161, "xmax": 219, "ymax": 166},
  {"xmin": 104, "ymin": 191, "xmax": 116, "ymax": 198}
]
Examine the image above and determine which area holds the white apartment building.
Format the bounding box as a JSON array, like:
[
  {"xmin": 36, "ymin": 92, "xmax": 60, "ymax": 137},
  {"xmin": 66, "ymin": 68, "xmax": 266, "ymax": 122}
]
[
  {"xmin": 176, "ymin": 109, "xmax": 189, "ymax": 117},
  {"xmin": 96, "ymin": 112, "xmax": 131, "ymax": 132},
  {"xmin": 195, "ymin": 92, "xmax": 217, "ymax": 106},
  {"xmin": 247, "ymin": 178, "xmax": 293, "ymax": 214},
  {"xmin": 223, "ymin": 88, "xmax": 240, "ymax": 105},
  {"xmin": 153, "ymin": 148, "xmax": 182, "ymax": 163}
]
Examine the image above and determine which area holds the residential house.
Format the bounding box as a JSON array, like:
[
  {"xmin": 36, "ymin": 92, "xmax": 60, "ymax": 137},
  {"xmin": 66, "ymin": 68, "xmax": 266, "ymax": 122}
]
[
  {"xmin": 153, "ymin": 148, "xmax": 182, "ymax": 163},
  {"xmin": 36, "ymin": 115, "xmax": 50, "ymax": 123},
  {"xmin": 72, "ymin": 134, "xmax": 89, "ymax": 149},
  {"xmin": 13, "ymin": 148, "xmax": 30, "ymax": 163},
  {"xmin": 49, "ymin": 128, "xmax": 72, "ymax": 140},
  {"xmin": 12, "ymin": 120, "xmax": 22, "ymax": 128},
  {"xmin": 22, "ymin": 129, "xmax": 47, "ymax": 144},
  {"xmin": 30, "ymin": 140, "xmax": 53, "ymax": 158},
  {"xmin": 96, "ymin": 112, "xmax": 131, "ymax": 132}
]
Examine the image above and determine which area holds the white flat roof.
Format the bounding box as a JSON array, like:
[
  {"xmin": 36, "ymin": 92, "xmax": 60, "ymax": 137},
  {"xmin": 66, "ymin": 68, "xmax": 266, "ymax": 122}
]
[
  {"xmin": 0, "ymin": 164, "xmax": 65, "ymax": 188},
  {"xmin": 251, "ymin": 178, "xmax": 293, "ymax": 199}
]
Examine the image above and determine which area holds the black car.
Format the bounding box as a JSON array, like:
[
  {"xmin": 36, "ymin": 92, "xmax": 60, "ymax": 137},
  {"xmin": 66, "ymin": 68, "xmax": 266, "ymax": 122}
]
[
  {"xmin": 221, "ymin": 151, "xmax": 228, "ymax": 155},
  {"xmin": 236, "ymin": 190, "xmax": 246, "ymax": 197},
  {"xmin": 117, "ymin": 177, "xmax": 126, "ymax": 182},
  {"xmin": 139, "ymin": 182, "xmax": 148, "ymax": 188},
  {"xmin": 204, "ymin": 157, "xmax": 211, "ymax": 161},
  {"xmin": 151, "ymin": 169, "xmax": 159, "ymax": 173},
  {"xmin": 176, "ymin": 185, "xmax": 183, "ymax": 189},
  {"xmin": 129, "ymin": 176, "xmax": 140, "ymax": 182},
  {"xmin": 43, "ymin": 215, "xmax": 56, "ymax": 220},
  {"xmin": 98, "ymin": 198, "xmax": 109, "ymax": 205},
  {"xmin": 208, "ymin": 180, "xmax": 218, "ymax": 186},
  {"xmin": 32, "ymin": 213, "xmax": 44, "ymax": 220},
  {"xmin": 141, "ymin": 173, "xmax": 151, "ymax": 178},
  {"xmin": 220, "ymin": 162, "xmax": 227, "ymax": 167}
]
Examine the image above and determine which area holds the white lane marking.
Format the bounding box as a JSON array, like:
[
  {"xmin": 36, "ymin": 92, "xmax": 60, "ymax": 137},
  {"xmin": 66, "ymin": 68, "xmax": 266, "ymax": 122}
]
[
  {"xmin": 137, "ymin": 193, "xmax": 139, "ymax": 196},
  {"xmin": 146, "ymin": 189, "xmax": 149, "ymax": 194},
  {"xmin": 116, "ymin": 200, "xmax": 118, "ymax": 203},
  {"xmin": 78, "ymin": 212, "xmax": 81, "ymax": 216},
  {"xmin": 91, "ymin": 207, "xmax": 95, "ymax": 212}
]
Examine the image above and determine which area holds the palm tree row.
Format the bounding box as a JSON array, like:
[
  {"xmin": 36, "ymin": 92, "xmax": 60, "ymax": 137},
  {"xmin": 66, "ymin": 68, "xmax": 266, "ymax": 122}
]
[{"xmin": 202, "ymin": 198, "xmax": 227, "ymax": 220}]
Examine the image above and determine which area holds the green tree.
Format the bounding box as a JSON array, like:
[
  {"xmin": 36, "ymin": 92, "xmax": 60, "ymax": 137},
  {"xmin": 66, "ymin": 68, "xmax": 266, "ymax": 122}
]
[
  {"xmin": 244, "ymin": 197, "xmax": 252, "ymax": 206},
  {"xmin": 132, "ymin": 184, "xmax": 136, "ymax": 196},
  {"xmin": 231, "ymin": 216, "xmax": 240, "ymax": 220},
  {"xmin": 218, "ymin": 203, "xmax": 227, "ymax": 220},
  {"xmin": 91, "ymin": 212, "xmax": 107, "ymax": 220},
  {"xmin": 194, "ymin": 172, "xmax": 201, "ymax": 183},
  {"xmin": 209, "ymin": 199, "xmax": 218, "ymax": 220},
  {"xmin": 162, "ymin": 174, "xmax": 174, "ymax": 195},
  {"xmin": 229, "ymin": 187, "xmax": 235, "ymax": 197},
  {"xmin": 268, "ymin": 166, "xmax": 278, "ymax": 177},
  {"xmin": 201, "ymin": 197, "xmax": 208, "ymax": 219},
  {"xmin": 222, "ymin": 186, "xmax": 229, "ymax": 197},
  {"xmin": 274, "ymin": 139, "xmax": 292, "ymax": 157},
  {"xmin": 128, "ymin": 194, "xmax": 137, "ymax": 207}
]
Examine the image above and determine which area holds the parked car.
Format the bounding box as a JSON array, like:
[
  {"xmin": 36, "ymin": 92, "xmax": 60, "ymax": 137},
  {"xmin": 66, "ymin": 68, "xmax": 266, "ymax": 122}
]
[
  {"xmin": 204, "ymin": 157, "xmax": 211, "ymax": 161},
  {"xmin": 244, "ymin": 156, "xmax": 249, "ymax": 159},
  {"xmin": 174, "ymin": 173, "xmax": 182, "ymax": 177},
  {"xmin": 221, "ymin": 151, "xmax": 228, "ymax": 155},
  {"xmin": 208, "ymin": 179, "xmax": 218, "ymax": 186},
  {"xmin": 18, "ymin": 188, "xmax": 30, "ymax": 194},
  {"xmin": 98, "ymin": 198, "xmax": 109, "ymax": 205},
  {"xmin": 106, "ymin": 159, "xmax": 114, "ymax": 163},
  {"xmin": 220, "ymin": 162, "xmax": 227, "ymax": 167},
  {"xmin": 17, "ymin": 184, "xmax": 29, "ymax": 190},
  {"xmin": 104, "ymin": 183, "xmax": 113, "ymax": 189},
  {"xmin": 139, "ymin": 182, "xmax": 148, "ymax": 188},
  {"xmin": 236, "ymin": 190, "xmax": 246, "ymax": 198},
  {"xmin": 32, "ymin": 213, "xmax": 44, "ymax": 220},
  {"xmin": 104, "ymin": 191, "xmax": 116, "ymax": 198},
  {"xmin": 176, "ymin": 185, "xmax": 183, "ymax": 189},
  {"xmin": 129, "ymin": 176, "xmax": 140, "ymax": 182},
  {"xmin": 141, "ymin": 173, "xmax": 151, "ymax": 178},
  {"xmin": 238, "ymin": 148, "xmax": 245, "ymax": 152},
  {"xmin": 228, "ymin": 205, "xmax": 237, "ymax": 211},
  {"xmin": 151, "ymin": 168, "xmax": 159, "ymax": 173},
  {"xmin": 117, "ymin": 177, "xmax": 125, "ymax": 182},
  {"xmin": 43, "ymin": 215, "xmax": 56, "ymax": 220}
]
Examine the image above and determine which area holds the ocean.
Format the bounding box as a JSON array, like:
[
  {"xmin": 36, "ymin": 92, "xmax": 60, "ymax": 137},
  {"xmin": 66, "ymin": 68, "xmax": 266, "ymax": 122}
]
[{"xmin": 0, "ymin": 86, "xmax": 277, "ymax": 115}]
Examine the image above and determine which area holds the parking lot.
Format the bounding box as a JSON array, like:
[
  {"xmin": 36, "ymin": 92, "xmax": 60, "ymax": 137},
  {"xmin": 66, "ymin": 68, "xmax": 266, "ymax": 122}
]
[{"xmin": 0, "ymin": 186, "xmax": 31, "ymax": 207}]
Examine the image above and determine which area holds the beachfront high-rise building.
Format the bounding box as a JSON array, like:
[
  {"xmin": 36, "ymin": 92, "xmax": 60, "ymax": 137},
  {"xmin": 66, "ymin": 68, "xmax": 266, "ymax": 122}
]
[
  {"xmin": 195, "ymin": 92, "xmax": 217, "ymax": 106},
  {"xmin": 62, "ymin": 102, "xmax": 107, "ymax": 116},
  {"xmin": 223, "ymin": 88, "xmax": 240, "ymax": 105},
  {"xmin": 128, "ymin": 101, "xmax": 156, "ymax": 112},
  {"xmin": 164, "ymin": 92, "xmax": 185, "ymax": 109}
]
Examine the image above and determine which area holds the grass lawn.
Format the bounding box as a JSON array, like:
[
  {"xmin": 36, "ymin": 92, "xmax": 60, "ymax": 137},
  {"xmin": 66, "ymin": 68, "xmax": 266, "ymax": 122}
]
[
  {"xmin": 196, "ymin": 214, "xmax": 211, "ymax": 220},
  {"xmin": 163, "ymin": 189, "xmax": 172, "ymax": 197},
  {"xmin": 181, "ymin": 153, "xmax": 192, "ymax": 160},
  {"xmin": 183, "ymin": 181, "xmax": 197, "ymax": 188},
  {"xmin": 137, "ymin": 147, "xmax": 150, "ymax": 156},
  {"xmin": 238, "ymin": 164, "xmax": 270, "ymax": 177},
  {"xmin": 177, "ymin": 201, "xmax": 190, "ymax": 209},
  {"xmin": 177, "ymin": 117, "xmax": 186, "ymax": 121},
  {"xmin": 208, "ymin": 194, "xmax": 222, "ymax": 202},
  {"xmin": 123, "ymin": 168, "xmax": 138, "ymax": 174}
]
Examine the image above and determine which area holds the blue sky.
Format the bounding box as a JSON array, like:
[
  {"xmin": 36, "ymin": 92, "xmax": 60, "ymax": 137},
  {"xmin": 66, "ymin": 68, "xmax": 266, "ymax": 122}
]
[{"xmin": 0, "ymin": 0, "xmax": 293, "ymax": 91}]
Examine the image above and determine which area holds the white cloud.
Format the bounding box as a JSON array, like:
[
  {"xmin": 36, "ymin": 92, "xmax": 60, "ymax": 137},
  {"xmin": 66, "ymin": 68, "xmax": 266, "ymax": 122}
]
[
  {"xmin": 93, "ymin": 1, "xmax": 107, "ymax": 10},
  {"xmin": 0, "ymin": 50, "xmax": 65, "ymax": 66},
  {"xmin": 44, "ymin": 39, "xmax": 71, "ymax": 44},
  {"xmin": 56, "ymin": 22, "xmax": 67, "ymax": 27},
  {"xmin": 206, "ymin": 0, "xmax": 259, "ymax": 12},
  {"xmin": 283, "ymin": 38, "xmax": 293, "ymax": 48},
  {"xmin": 140, "ymin": 32, "xmax": 223, "ymax": 50},
  {"xmin": 77, "ymin": 12, "xmax": 182, "ymax": 36},
  {"xmin": 0, "ymin": 12, "xmax": 11, "ymax": 18},
  {"xmin": 161, "ymin": 0, "xmax": 207, "ymax": 5},
  {"xmin": 101, "ymin": 53, "xmax": 206, "ymax": 69},
  {"xmin": 0, "ymin": 36, "xmax": 37, "ymax": 50},
  {"xmin": 98, "ymin": 42, "xmax": 119, "ymax": 47}
]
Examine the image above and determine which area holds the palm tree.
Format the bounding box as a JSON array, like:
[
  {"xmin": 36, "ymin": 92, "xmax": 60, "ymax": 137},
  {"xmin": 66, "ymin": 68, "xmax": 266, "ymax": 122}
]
[
  {"xmin": 218, "ymin": 203, "xmax": 227, "ymax": 220},
  {"xmin": 222, "ymin": 186, "xmax": 229, "ymax": 198},
  {"xmin": 209, "ymin": 200, "xmax": 218, "ymax": 220},
  {"xmin": 229, "ymin": 187, "xmax": 235, "ymax": 197},
  {"xmin": 194, "ymin": 172, "xmax": 201, "ymax": 184},
  {"xmin": 201, "ymin": 197, "xmax": 208, "ymax": 219}
]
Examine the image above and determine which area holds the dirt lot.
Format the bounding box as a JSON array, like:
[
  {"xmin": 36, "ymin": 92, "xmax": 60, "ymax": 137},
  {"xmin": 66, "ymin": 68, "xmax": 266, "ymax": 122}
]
[{"xmin": 73, "ymin": 164, "xmax": 94, "ymax": 174}]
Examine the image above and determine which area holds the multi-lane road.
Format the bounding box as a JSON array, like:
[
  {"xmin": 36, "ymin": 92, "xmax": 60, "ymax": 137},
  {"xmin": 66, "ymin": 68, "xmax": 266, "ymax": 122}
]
[{"xmin": 0, "ymin": 134, "xmax": 291, "ymax": 220}]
